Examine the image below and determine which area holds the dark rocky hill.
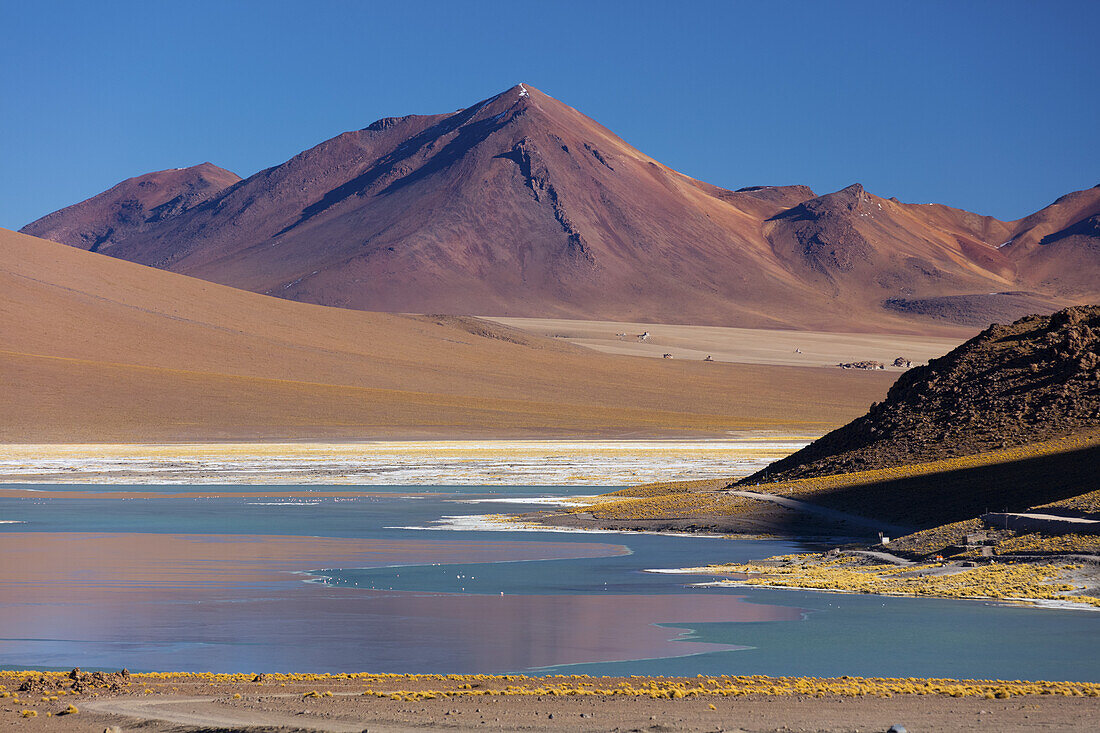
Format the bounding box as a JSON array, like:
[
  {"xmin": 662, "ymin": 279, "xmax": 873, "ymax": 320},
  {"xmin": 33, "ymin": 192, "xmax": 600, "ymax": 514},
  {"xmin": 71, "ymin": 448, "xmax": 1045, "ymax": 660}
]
[{"xmin": 744, "ymin": 305, "xmax": 1100, "ymax": 482}]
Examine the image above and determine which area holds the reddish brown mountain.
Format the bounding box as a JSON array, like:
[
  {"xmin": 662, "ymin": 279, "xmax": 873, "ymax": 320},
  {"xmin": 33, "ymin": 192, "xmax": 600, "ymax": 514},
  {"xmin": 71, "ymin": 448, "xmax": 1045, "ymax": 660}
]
[
  {"xmin": 22, "ymin": 163, "xmax": 240, "ymax": 252},
  {"xmin": 1000, "ymin": 185, "xmax": 1100, "ymax": 299},
  {"xmin": 20, "ymin": 86, "xmax": 1097, "ymax": 333}
]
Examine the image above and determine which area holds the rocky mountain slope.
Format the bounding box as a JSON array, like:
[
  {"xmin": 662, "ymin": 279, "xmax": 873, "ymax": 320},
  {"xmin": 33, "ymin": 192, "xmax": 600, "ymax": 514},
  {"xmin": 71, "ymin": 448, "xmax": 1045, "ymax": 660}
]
[
  {"xmin": 20, "ymin": 85, "xmax": 1097, "ymax": 332},
  {"xmin": 1002, "ymin": 186, "xmax": 1100, "ymax": 299},
  {"xmin": 22, "ymin": 162, "xmax": 240, "ymax": 252},
  {"xmin": 743, "ymin": 306, "xmax": 1100, "ymax": 482}
]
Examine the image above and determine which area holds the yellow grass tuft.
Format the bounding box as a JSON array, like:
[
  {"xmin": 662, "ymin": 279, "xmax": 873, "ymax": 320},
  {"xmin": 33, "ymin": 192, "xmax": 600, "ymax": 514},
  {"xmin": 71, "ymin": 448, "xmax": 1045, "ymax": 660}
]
[
  {"xmin": 569, "ymin": 491, "xmax": 761, "ymax": 520},
  {"xmin": 688, "ymin": 555, "xmax": 1100, "ymax": 607},
  {"xmin": 751, "ymin": 432, "xmax": 1100, "ymax": 503},
  {"xmin": 1, "ymin": 670, "xmax": 1097, "ymax": 703}
]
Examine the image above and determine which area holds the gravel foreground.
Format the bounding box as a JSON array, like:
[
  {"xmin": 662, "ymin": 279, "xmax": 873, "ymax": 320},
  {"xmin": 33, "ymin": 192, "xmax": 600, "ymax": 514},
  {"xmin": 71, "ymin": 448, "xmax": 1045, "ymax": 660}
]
[{"xmin": 4, "ymin": 671, "xmax": 1099, "ymax": 732}]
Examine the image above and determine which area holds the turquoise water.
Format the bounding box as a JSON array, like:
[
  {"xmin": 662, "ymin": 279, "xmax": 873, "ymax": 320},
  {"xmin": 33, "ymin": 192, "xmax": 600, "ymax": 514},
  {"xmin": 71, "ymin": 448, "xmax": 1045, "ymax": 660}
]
[{"xmin": 1, "ymin": 484, "xmax": 1098, "ymax": 679}]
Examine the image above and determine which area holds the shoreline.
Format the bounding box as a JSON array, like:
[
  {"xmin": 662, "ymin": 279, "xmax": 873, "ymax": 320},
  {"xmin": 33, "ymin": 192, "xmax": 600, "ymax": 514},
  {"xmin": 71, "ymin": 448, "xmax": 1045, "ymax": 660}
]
[
  {"xmin": 651, "ymin": 553, "xmax": 1100, "ymax": 611},
  {"xmin": 386, "ymin": 511, "xmax": 735, "ymax": 538},
  {"xmin": 0, "ymin": 437, "xmax": 809, "ymax": 486},
  {"xmin": 684, "ymin": 577, "xmax": 1100, "ymax": 612},
  {"xmin": 498, "ymin": 491, "xmax": 1100, "ymax": 611},
  {"xmin": 4, "ymin": 670, "xmax": 1098, "ymax": 732},
  {"xmin": 499, "ymin": 505, "xmax": 1100, "ymax": 611}
]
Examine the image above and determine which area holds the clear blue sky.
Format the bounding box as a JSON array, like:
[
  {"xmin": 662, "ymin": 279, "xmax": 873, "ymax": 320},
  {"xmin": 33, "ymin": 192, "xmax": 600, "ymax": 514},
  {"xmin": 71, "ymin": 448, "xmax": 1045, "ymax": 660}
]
[{"xmin": 2, "ymin": 0, "xmax": 1097, "ymax": 228}]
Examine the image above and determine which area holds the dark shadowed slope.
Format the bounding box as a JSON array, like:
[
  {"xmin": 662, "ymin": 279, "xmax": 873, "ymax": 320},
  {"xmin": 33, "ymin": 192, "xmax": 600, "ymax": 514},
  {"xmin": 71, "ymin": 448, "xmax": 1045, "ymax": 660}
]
[
  {"xmin": 21, "ymin": 86, "xmax": 1098, "ymax": 333},
  {"xmin": 765, "ymin": 436, "xmax": 1100, "ymax": 531},
  {"xmin": 743, "ymin": 306, "xmax": 1100, "ymax": 483},
  {"xmin": 0, "ymin": 228, "xmax": 894, "ymax": 442}
]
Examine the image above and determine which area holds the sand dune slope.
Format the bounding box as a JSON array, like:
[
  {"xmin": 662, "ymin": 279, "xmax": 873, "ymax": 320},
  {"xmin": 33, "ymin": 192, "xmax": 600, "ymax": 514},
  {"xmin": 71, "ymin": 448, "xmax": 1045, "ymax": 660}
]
[{"xmin": 0, "ymin": 228, "xmax": 893, "ymax": 441}]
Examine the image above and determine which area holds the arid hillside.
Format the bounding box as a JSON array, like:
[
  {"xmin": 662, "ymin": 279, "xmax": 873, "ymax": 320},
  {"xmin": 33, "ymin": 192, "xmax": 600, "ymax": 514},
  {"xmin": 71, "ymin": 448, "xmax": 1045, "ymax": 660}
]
[
  {"xmin": 0, "ymin": 228, "xmax": 894, "ymax": 442},
  {"xmin": 743, "ymin": 306, "xmax": 1100, "ymax": 483},
  {"xmin": 1002, "ymin": 185, "xmax": 1100, "ymax": 299},
  {"xmin": 21, "ymin": 86, "xmax": 1096, "ymax": 333},
  {"xmin": 21, "ymin": 162, "xmax": 240, "ymax": 252}
]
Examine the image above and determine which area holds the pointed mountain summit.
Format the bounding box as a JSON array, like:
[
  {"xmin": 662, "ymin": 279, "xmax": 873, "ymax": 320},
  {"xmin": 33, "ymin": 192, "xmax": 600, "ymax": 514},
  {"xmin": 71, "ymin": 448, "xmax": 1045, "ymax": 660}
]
[{"xmin": 22, "ymin": 86, "xmax": 1098, "ymax": 332}]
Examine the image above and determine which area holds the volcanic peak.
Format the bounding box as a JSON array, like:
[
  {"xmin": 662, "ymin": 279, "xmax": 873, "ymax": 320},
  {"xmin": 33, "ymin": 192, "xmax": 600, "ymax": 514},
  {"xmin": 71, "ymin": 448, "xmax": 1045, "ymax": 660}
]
[{"xmin": 18, "ymin": 85, "xmax": 1100, "ymax": 331}]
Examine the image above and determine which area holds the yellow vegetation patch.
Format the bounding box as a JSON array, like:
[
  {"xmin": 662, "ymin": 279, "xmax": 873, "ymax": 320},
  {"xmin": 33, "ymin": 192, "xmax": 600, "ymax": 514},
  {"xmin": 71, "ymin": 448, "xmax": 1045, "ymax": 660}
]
[
  {"xmin": 993, "ymin": 533, "xmax": 1100, "ymax": 556},
  {"xmin": 604, "ymin": 478, "xmax": 732, "ymax": 498},
  {"xmin": 570, "ymin": 492, "xmax": 761, "ymax": 520},
  {"xmin": 887, "ymin": 518, "xmax": 987, "ymax": 555},
  {"xmin": 750, "ymin": 432, "xmax": 1100, "ymax": 502},
  {"xmin": 688, "ymin": 555, "xmax": 1100, "ymax": 608},
  {"xmin": 1037, "ymin": 489, "xmax": 1100, "ymax": 516},
  {"xmin": 2, "ymin": 670, "xmax": 1098, "ymax": 703}
]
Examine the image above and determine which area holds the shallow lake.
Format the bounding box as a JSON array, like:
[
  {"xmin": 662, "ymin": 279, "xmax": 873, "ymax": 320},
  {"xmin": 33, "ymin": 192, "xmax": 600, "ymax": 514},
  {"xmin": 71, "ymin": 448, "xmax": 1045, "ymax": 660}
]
[{"xmin": 1, "ymin": 484, "xmax": 1097, "ymax": 680}]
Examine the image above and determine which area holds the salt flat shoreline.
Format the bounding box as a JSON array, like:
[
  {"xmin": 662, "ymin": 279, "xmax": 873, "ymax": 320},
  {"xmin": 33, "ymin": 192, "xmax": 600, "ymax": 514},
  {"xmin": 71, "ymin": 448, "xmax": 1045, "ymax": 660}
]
[{"xmin": 0, "ymin": 438, "xmax": 808, "ymax": 485}]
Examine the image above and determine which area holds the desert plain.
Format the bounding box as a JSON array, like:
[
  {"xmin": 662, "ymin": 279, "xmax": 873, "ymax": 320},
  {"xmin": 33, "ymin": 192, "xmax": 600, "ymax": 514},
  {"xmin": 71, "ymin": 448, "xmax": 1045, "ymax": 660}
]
[{"xmin": 4, "ymin": 670, "xmax": 1100, "ymax": 733}]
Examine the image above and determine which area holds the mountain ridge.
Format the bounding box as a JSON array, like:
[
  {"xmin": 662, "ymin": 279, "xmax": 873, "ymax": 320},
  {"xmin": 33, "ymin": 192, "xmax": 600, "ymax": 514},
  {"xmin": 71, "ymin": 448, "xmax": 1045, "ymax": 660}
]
[
  {"xmin": 20, "ymin": 85, "xmax": 1098, "ymax": 333},
  {"xmin": 22, "ymin": 162, "xmax": 240, "ymax": 253}
]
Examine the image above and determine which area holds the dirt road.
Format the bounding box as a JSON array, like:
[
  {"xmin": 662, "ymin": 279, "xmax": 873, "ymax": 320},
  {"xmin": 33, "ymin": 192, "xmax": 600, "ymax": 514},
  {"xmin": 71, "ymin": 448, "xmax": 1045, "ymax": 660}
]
[{"xmin": 724, "ymin": 489, "xmax": 913, "ymax": 537}]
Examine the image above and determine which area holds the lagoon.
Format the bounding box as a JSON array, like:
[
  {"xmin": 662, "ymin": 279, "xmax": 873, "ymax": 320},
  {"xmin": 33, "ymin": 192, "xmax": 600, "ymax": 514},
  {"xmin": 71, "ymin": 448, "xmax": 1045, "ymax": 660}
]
[{"xmin": 0, "ymin": 483, "xmax": 1097, "ymax": 680}]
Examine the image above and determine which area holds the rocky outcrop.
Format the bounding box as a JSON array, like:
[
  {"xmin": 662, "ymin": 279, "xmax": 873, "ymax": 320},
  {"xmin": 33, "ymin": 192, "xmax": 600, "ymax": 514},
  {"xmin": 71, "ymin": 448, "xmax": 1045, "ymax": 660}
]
[{"xmin": 745, "ymin": 306, "xmax": 1100, "ymax": 481}]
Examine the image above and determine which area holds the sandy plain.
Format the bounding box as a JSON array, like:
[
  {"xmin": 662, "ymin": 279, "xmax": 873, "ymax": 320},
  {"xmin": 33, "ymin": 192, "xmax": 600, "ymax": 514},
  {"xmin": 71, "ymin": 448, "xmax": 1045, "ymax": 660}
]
[
  {"xmin": 0, "ymin": 228, "xmax": 897, "ymax": 443},
  {"xmin": 484, "ymin": 316, "xmax": 965, "ymax": 369},
  {"xmin": 4, "ymin": 671, "xmax": 1099, "ymax": 732}
]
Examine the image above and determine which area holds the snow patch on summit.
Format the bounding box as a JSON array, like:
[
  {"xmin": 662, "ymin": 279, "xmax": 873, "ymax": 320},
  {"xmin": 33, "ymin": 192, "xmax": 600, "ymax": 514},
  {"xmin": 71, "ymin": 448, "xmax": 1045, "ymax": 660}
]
[{"xmin": 518, "ymin": 84, "xmax": 529, "ymax": 98}]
